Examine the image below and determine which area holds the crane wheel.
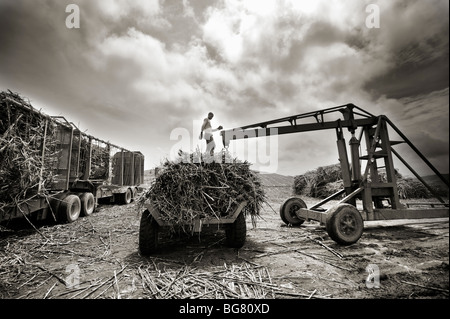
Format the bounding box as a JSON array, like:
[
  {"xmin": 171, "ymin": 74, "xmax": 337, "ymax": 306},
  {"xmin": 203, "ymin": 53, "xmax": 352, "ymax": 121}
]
[
  {"xmin": 139, "ymin": 209, "xmax": 159, "ymax": 255},
  {"xmin": 225, "ymin": 211, "xmax": 247, "ymax": 248},
  {"xmin": 58, "ymin": 194, "xmax": 81, "ymax": 223},
  {"xmin": 280, "ymin": 197, "xmax": 306, "ymax": 226},
  {"xmin": 80, "ymin": 192, "xmax": 95, "ymax": 216},
  {"xmin": 326, "ymin": 204, "xmax": 363, "ymax": 245}
]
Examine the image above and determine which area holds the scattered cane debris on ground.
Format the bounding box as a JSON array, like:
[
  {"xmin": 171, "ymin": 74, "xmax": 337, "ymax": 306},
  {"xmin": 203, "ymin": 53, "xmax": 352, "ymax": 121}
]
[{"xmin": 0, "ymin": 175, "xmax": 448, "ymax": 299}]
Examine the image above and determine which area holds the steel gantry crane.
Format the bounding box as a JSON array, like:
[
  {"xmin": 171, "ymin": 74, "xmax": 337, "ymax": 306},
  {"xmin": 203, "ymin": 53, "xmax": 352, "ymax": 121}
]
[{"xmin": 220, "ymin": 103, "xmax": 449, "ymax": 245}]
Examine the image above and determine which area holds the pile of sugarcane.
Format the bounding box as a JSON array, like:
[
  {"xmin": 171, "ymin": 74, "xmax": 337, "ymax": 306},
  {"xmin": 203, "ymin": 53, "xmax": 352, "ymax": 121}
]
[
  {"xmin": 293, "ymin": 164, "xmax": 343, "ymax": 199},
  {"xmin": 138, "ymin": 152, "xmax": 266, "ymax": 231},
  {"xmin": 138, "ymin": 263, "xmax": 275, "ymax": 299},
  {"xmin": 294, "ymin": 162, "xmax": 447, "ymax": 200},
  {"xmin": 0, "ymin": 90, "xmax": 59, "ymax": 214}
]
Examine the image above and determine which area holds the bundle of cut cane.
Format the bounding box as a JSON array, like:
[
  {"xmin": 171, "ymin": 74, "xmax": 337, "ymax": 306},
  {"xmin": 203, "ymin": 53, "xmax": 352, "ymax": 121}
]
[
  {"xmin": 0, "ymin": 90, "xmax": 59, "ymax": 215},
  {"xmin": 293, "ymin": 164, "xmax": 342, "ymax": 198},
  {"xmin": 137, "ymin": 151, "xmax": 266, "ymax": 232}
]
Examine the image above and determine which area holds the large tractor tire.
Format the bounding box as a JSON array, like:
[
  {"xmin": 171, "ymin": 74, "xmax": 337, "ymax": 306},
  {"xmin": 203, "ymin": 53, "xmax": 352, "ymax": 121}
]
[
  {"xmin": 326, "ymin": 203, "xmax": 364, "ymax": 245},
  {"xmin": 280, "ymin": 197, "xmax": 306, "ymax": 226},
  {"xmin": 139, "ymin": 210, "xmax": 159, "ymax": 255},
  {"xmin": 58, "ymin": 194, "xmax": 81, "ymax": 223},
  {"xmin": 79, "ymin": 192, "xmax": 95, "ymax": 216},
  {"xmin": 225, "ymin": 212, "xmax": 247, "ymax": 248}
]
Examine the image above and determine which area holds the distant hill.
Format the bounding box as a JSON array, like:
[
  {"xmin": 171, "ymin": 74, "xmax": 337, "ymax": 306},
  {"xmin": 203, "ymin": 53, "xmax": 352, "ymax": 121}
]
[
  {"xmin": 257, "ymin": 173, "xmax": 294, "ymax": 187},
  {"xmin": 144, "ymin": 169, "xmax": 294, "ymax": 187},
  {"xmin": 145, "ymin": 168, "xmax": 447, "ymax": 189}
]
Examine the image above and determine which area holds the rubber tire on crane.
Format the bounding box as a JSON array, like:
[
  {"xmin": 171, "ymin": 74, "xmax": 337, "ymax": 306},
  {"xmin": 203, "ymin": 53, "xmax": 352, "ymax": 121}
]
[
  {"xmin": 139, "ymin": 209, "xmax": 159, "ymax": 256},
  {"xmin": 280, "ymin": 197, "xmax": 306, "ymax": 226},
  {"xmin": 79, "ymin": 192, "xmax": 95, "ymax": 216},
  {"xmin": 325, "ymin": 203, "xmax": 364, "ymax": 246},
  {"xmin": 225, "ymin": 211, "xmax": 247, "ymax": 248},
  {"xmin": 58, "ymin": 195, "xmax": 81, "ymax": 223}
]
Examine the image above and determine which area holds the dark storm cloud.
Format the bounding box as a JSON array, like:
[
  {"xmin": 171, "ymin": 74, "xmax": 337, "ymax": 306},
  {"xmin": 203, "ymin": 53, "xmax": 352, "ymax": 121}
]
[
  {"xmin": 364, "ymin": 38, "xmax": 449, "ymax": 99},
  {"xmin": 364, "ymin": 0, "xmax": 449, "ymax": 99},
  {"xmin": 0, "ymin": 0, "xmax": 190, "ymax": 152},
  {"xmin": 0, "ymin": 0, "xmax": 448, "ymax": 175}
]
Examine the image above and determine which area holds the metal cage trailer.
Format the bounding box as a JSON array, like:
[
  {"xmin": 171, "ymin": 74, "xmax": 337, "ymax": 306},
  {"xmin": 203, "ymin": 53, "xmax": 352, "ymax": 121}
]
[{"xmin": 0, "ymin": 92, "xmax": 144, "ymax": 226}]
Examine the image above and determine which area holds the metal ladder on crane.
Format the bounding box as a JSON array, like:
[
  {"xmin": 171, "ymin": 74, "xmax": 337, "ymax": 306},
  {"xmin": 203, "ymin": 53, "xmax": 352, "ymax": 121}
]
[{"xmin": 220, "ymin": 103, "xmax": 449, "ymax": 245}]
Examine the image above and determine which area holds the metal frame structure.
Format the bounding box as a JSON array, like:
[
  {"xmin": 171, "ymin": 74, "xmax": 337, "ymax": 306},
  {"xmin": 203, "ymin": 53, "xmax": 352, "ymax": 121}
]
[
  {"xmin": 145, "ymin": 201, "xmax": 248, "ymax": 231},
  {"xmin": 1, "ymin": 93, "xmax": 144, "ymax": 224},
  {"xmin": 220, "ymin": 103, "xmax": 449, "ymax": 245},
  {"xmin": 139, "ymin": 201, "xmax": 249, "ymax": 255}
]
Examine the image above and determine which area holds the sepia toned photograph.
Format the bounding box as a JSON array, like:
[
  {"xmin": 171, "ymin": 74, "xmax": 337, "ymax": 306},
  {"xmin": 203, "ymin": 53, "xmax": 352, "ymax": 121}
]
[{"xmin": 0, "ymin": 0, "xmax": 448, "ymax": 310}]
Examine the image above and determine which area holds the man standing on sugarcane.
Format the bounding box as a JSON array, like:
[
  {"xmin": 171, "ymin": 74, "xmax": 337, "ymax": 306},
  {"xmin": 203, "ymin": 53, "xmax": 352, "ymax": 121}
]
[{"xmin": 200, "ymin": 112, "xmax": 223, "ymax": 156}]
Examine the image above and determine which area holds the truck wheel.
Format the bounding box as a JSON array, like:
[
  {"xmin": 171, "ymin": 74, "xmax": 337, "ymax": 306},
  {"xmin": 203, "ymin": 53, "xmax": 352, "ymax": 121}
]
[
  {"xmin": 225, "ymin": 211, "xmax": 246, "ymax": 248},
  {"xmin": 80, "ymin": 192, "xmax": 95, "ymax": 216},
  {"xmin": 119, "ymin": 189, "xmax": 132, "ymax": 205},
  {"xmin": 139, "ymin": 210, "xmax": 159, "ymax": 255},
  {"xmin": 132, "ymin": 188, "xmax": 138, "ymax": 201},
  {"xmin": 49, "ymin": 193, "xmax": 66, "ymax": 222},
  {"xmin": 280, "ymin": 197, "xmax": 306, "ymax": 226},
  {"xmin": 326, "ymin": 204, "xmax": 364, "ymax": 245},
  {"xmin": 58, "ymin": 195, "xmax": 81, "ymax": 223}
]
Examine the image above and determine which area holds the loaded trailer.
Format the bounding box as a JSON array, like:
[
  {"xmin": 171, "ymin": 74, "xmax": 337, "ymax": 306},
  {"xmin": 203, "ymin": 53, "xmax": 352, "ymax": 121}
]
[
  {"xmin": 0, "ymin": 91, "xmax": 144, "ymax": 226},
  {"xmin": 139, "ymin": 201, "xmax": 249, "ymax": 255},
  {"xmin": 220, "ymin": 103, "xmax": 449, "ymax": 245}
]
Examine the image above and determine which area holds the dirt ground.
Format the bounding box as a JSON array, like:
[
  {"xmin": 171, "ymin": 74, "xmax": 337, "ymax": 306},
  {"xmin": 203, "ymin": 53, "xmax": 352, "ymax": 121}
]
[{"xmin": 0, "ymin": 185, "xmax": 448, "ymax": 301}]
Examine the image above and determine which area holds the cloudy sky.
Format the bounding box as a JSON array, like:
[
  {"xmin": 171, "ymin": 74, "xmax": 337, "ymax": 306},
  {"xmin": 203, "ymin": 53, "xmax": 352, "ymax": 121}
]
[{"xmin": 0, "ymin": 0, "xmax": 448, "ymax": 177}]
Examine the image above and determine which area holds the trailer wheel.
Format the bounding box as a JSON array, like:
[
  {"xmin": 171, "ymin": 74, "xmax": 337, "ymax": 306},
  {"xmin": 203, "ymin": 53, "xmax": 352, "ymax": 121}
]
[
  {"xmin": 119, "ymin": 188, "xmax": 132, "ymax": 205},
  {"xmin": 280, "ymin": 197, "xmax": 306, "ymax": 226},
  {"xmin": 326, "ymin": 204, "xmax": 363, "ymax": 245},
  {"xmin": 225, "ymin": 211, "xmax": 246, "ymax": 248},
  {"xmin": 58, "ymin": 195, "xmax": 81, "ymax": 223},
  {"xmin": 132, "ymin": 188, "xmax": 138, "ymax": 201},
  {"xmin": 80, "ymin": 192, "xmax": 95, "ymax": 216},
  {"xmin": 49, "ymin": 193, "xmax": 66, "ymax": 222},
  {"xmin": 139, "ymin": 209, "xmax": 159, "ymax": 255}
]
